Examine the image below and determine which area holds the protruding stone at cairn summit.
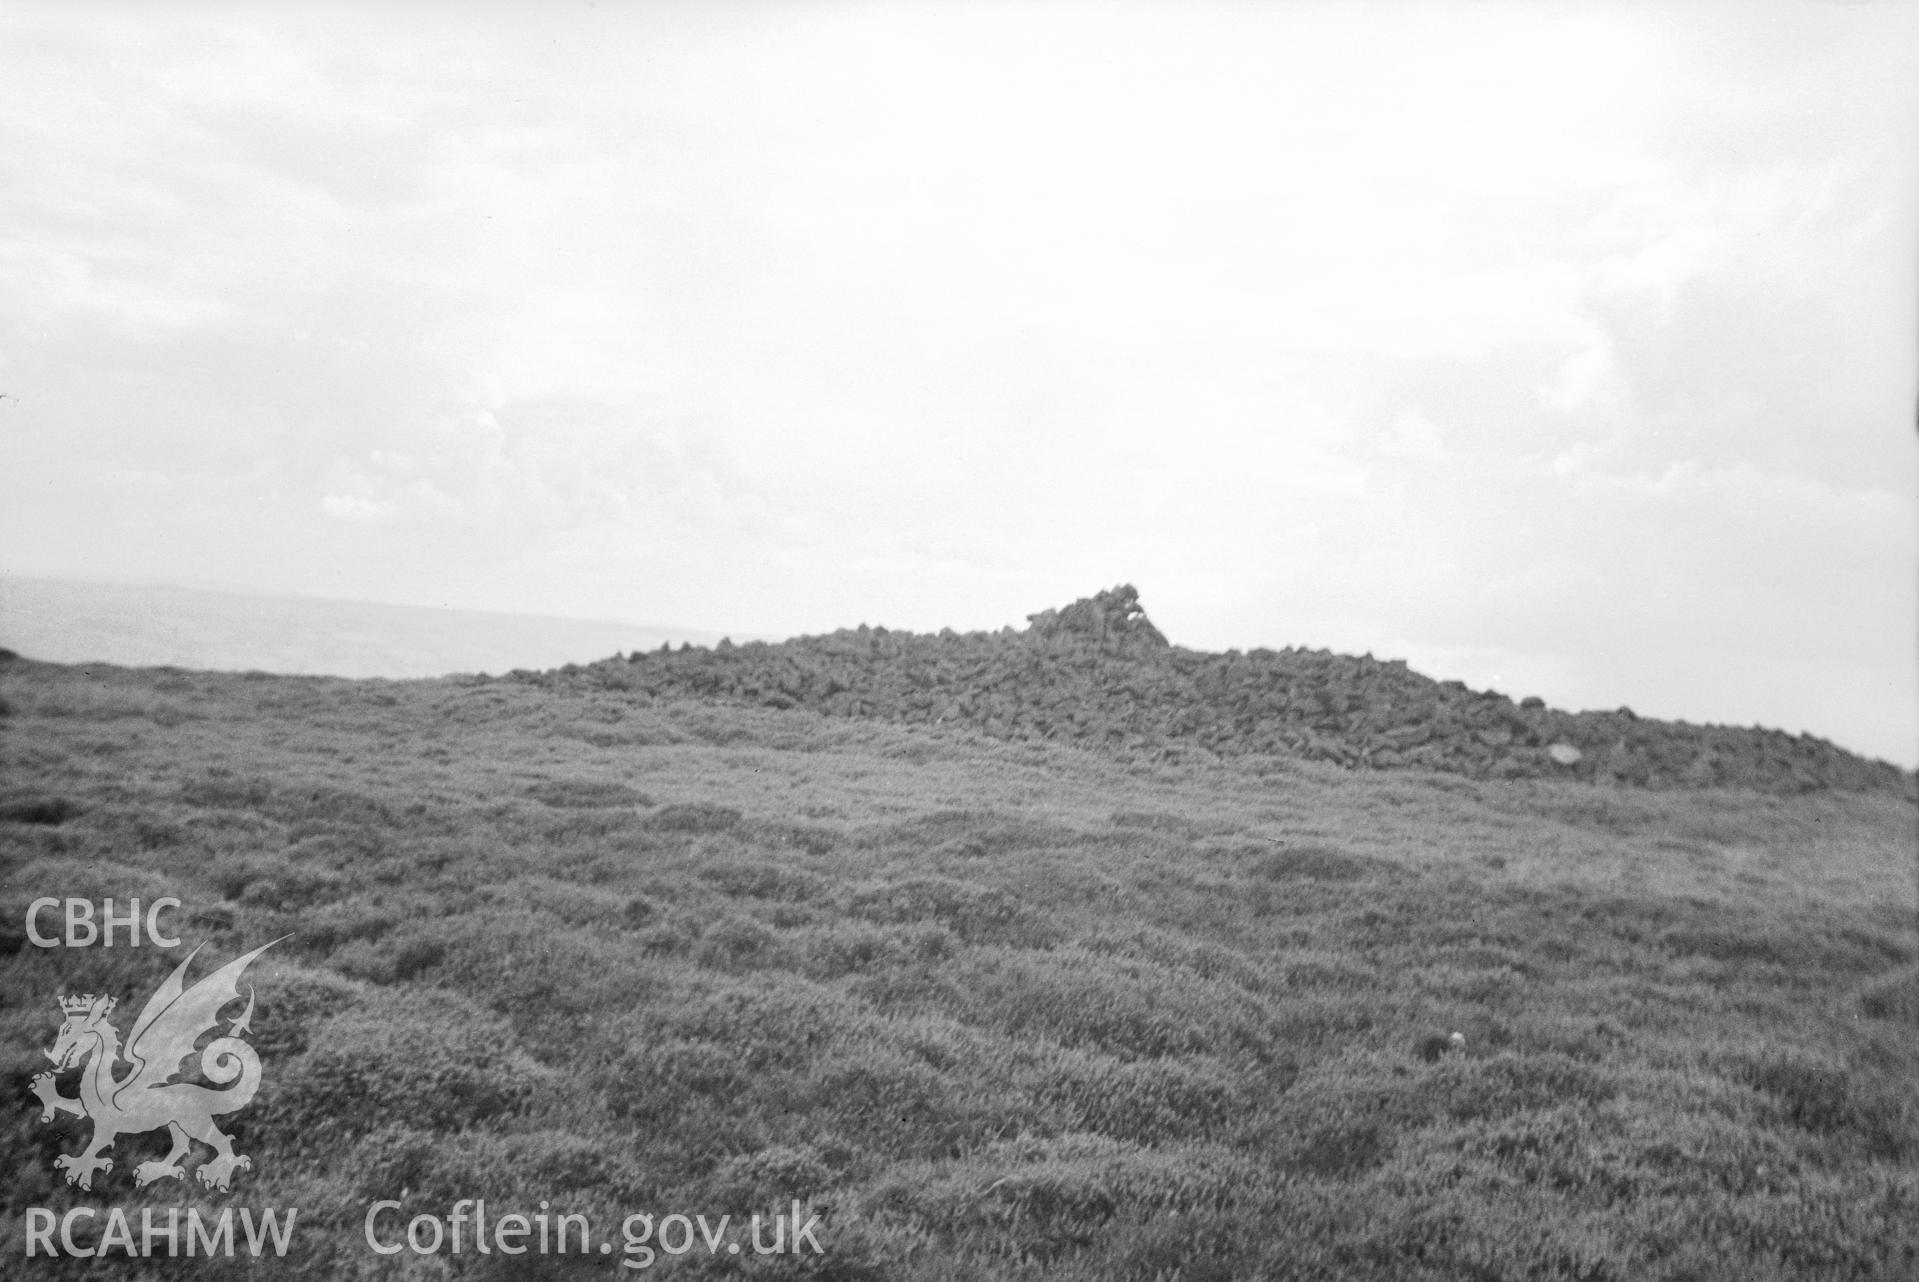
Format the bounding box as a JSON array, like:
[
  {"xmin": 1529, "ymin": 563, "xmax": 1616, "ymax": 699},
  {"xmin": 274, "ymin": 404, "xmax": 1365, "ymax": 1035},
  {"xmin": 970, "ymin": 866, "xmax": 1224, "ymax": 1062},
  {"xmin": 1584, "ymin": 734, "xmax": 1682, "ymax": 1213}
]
[{"xmin": 1023, "ymin": 584, "xmax": 1169, "ymax": 655}]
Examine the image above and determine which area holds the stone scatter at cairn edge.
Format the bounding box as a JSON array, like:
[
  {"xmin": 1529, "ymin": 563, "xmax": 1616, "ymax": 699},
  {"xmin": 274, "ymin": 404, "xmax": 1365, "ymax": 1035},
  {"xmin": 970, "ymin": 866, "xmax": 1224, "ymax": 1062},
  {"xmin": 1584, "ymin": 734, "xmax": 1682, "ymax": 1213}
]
[{"xmin": 519, "ymin": 585, "xmax": 1902, "ymax": 796}]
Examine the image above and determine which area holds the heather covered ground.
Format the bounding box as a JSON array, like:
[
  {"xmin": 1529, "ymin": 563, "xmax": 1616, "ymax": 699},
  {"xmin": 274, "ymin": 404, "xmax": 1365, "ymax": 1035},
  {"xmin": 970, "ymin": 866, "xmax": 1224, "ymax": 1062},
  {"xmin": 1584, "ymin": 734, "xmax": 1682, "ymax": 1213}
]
[{"xmin": 1, "ymin": 650, "xmax": 1915, "ymax": 1279}]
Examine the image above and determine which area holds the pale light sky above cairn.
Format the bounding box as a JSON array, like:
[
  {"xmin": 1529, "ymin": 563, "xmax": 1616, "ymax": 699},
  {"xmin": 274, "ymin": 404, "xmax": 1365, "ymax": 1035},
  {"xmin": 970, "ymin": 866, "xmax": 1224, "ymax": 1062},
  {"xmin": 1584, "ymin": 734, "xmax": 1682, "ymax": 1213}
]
[{"xmin": 1, "ymin": 3, "xmax": 1913, "ymax": 765}]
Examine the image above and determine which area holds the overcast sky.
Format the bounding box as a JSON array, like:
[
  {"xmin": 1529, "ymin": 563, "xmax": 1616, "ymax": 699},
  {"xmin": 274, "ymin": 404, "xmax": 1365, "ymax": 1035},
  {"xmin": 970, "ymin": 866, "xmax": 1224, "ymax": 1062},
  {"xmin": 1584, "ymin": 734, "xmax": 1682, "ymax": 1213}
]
[{"xmin": 1, "ymin": 2, "xmax": 1914, "ymax": 764}]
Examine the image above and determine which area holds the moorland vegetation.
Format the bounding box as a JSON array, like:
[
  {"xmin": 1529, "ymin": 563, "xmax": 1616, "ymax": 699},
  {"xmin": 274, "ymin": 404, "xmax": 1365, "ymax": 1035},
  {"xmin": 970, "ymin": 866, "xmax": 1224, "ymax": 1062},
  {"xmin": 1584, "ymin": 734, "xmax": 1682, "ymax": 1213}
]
[{"xmin": 0, "ymin": 592, "xmax": 1914, "ymax": 1279}]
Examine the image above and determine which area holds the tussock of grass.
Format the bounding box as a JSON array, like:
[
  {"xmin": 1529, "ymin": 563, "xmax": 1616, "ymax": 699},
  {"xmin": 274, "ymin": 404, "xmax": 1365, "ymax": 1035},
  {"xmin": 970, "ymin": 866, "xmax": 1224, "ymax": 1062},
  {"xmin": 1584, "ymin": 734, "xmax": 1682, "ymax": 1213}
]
[
  {"xmin": 1859, "ymin": 962, "xmax": 1919, "ymax": 1026},
  {"xmin": 524, "ymin": 778, "xmax": 652, "ymax": 809},
  {"xmin": 0, "ymin": 797, "xmax": 82, "ymax": 826}
]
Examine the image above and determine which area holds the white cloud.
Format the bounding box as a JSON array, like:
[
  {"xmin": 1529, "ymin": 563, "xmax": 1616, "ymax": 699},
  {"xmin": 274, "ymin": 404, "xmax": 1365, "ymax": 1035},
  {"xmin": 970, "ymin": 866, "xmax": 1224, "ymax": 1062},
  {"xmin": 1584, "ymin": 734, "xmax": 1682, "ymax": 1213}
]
[
  {"xmin": 1539, "ymin": 340, "xmax": 1618, "ymax": 419},
  {"xmin": 1378, "ymin": 411, "xmax": 1449, "ymax": 464},
  {"xmin": 320, "ymin": 492, "xmax": 390, "ymax": 524}
]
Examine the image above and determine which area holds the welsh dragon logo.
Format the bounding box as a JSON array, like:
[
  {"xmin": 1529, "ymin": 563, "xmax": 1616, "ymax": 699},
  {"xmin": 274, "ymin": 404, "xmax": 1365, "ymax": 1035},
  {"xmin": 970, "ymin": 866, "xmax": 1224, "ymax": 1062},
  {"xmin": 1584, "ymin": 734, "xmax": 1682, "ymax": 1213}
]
[{"xmin": 31, "ymin": 939, "xmax": 283, "ymax": 1192}]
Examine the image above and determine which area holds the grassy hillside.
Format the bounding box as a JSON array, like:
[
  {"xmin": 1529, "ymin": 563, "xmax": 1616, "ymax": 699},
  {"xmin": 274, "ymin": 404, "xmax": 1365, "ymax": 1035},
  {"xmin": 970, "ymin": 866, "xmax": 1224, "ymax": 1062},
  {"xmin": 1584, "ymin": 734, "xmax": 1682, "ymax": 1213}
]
[{"xmin": 2, "ymin": 655, "xmax": 1916, "ymax": 1278}]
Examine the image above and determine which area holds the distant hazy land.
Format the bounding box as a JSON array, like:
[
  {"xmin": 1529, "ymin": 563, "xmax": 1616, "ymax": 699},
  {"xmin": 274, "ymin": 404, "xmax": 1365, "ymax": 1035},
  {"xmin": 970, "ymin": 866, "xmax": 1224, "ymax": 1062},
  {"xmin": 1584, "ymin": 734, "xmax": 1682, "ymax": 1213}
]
[{"xmin": 0, "ymin": 577, "xmax": 724, "ymax": 679}]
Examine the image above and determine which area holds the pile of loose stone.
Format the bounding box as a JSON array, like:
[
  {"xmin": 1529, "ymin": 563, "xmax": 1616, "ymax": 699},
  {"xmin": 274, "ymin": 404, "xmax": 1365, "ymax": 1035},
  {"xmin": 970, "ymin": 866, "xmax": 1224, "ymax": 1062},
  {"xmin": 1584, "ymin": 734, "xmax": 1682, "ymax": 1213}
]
[{"xmin": 522, "ymin": 585, "xmax": 1904, "ymax": 794}]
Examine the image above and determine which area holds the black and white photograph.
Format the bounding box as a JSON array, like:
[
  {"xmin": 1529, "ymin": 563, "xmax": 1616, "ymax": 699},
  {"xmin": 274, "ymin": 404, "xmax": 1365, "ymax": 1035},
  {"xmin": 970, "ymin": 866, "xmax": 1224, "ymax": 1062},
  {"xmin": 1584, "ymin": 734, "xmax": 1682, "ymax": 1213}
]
[{"xmin": 2, "ymin": 2, "xmax": 1915, "ymax": 1277}]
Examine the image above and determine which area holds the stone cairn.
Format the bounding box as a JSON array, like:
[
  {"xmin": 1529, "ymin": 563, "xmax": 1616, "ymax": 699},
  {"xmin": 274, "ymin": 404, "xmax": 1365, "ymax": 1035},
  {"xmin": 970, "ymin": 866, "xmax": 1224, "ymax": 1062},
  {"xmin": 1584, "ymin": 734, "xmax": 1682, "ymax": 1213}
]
[{"xmin": 517, "ymin": 585, "xmax": 1908, "ymax": 795}]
